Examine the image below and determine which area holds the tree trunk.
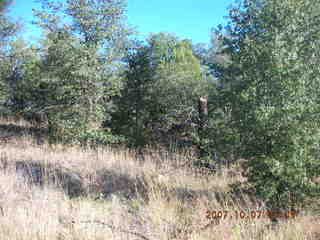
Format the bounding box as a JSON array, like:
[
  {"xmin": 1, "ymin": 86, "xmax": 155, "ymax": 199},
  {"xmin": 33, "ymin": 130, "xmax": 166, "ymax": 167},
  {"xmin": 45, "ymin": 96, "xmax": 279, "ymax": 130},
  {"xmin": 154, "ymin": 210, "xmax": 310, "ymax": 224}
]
[{"xmin": 198, "ymin": 96, "xmax": 208, "ymax": 160}]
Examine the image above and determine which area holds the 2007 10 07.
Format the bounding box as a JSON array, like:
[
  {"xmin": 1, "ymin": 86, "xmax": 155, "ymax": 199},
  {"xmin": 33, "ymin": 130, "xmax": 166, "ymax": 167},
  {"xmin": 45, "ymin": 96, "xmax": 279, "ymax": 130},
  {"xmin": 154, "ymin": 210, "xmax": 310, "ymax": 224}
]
[{"xmin": 206, "ymin": 210, "xmax": 297, "ymax": 220}]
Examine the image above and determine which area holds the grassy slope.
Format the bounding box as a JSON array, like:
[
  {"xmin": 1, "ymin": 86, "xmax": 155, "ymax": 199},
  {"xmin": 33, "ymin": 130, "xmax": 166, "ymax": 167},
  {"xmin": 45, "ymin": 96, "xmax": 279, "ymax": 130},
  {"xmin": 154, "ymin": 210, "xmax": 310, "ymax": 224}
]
[{"xmin": 0, "ymin": 118, "xmax": 319, "ymax": 240}]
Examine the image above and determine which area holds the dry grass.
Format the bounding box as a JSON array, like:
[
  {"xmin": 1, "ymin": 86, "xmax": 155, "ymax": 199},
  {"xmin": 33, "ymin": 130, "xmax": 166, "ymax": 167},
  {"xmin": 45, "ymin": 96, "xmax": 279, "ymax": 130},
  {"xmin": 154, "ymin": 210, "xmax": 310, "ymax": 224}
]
[{"xmin": 0, "ymin": 118, "xmax": 319, "ymax": 239}]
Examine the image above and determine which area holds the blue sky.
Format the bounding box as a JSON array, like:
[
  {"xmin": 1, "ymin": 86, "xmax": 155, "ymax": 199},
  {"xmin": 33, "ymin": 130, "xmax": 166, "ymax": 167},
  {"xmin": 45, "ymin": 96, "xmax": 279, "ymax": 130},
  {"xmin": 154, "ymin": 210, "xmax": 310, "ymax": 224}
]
[{"xmin": 8, "ymin": 0, "xmax": 234, "ymax": 44}]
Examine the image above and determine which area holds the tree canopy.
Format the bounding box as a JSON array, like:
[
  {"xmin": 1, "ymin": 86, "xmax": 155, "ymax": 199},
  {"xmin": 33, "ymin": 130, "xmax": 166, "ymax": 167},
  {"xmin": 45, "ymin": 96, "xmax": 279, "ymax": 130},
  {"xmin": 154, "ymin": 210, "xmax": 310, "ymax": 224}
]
[{"xmin": 215, "ymin": 0, "xmax": 320, "ymax": 210}]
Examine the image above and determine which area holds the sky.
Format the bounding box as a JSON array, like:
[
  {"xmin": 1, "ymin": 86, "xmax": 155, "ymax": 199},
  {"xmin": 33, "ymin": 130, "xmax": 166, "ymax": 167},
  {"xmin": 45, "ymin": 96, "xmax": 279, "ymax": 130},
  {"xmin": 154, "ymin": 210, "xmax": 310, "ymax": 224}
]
[{"xmin": 7, "ymin": 0, "xmax": 234, "ymax": 44}]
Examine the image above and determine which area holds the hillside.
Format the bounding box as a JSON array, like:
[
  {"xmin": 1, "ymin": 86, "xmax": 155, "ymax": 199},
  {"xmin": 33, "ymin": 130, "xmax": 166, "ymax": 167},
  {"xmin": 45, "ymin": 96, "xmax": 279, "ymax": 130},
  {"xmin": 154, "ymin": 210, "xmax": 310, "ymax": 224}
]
[{"xmin": 0, "ymin": 118, "xmax": 319, "ymax": 240}]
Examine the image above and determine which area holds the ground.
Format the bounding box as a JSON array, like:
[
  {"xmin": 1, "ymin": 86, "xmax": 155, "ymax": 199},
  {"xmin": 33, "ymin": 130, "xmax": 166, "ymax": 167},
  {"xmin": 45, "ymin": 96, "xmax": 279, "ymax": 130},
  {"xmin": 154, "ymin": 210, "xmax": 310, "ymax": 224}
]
[{"xmin": 0, "ymin": 117, "xmax": 319, "ymax": 240}]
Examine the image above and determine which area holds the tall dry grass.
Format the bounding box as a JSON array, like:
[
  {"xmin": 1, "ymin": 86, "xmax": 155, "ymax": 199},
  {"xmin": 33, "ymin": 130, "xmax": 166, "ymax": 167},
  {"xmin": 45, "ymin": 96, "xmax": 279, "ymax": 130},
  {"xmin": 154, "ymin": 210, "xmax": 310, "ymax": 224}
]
[{"xmin": 0, "ymin": 117, "xmax": 319, "ymax": 239}]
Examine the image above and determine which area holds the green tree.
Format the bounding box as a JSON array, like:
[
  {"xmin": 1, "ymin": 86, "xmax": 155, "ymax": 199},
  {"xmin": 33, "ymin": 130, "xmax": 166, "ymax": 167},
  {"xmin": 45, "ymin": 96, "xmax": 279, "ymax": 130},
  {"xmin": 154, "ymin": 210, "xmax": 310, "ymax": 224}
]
[
  {"xmin": 0, "ymin": 0, "xmax": 17, "ymax": 48},
  {"xmin": 2, "ymin": 39, "xmax": 40, "ymax": 112},
  {"xmin": 110, "ymin": 41, "xmax": 155, "ymax": 147},
  {"xmin": 111, "ymin": 33, "xmax": 211, "ymax": 148},
  {"xmin": 216, "ymin": 0, "xmax": 320, "ymax": 211},
  {"xmin": 14, "ymin": 0, "xmax": 133, "ymax": 143},
  {"xmin": 0, "ymin": 0, "xmax": 20, "ymax": 106},
  {"xmin": 189, "ymin": 32, "xmax": 241, "ymax": 165}
]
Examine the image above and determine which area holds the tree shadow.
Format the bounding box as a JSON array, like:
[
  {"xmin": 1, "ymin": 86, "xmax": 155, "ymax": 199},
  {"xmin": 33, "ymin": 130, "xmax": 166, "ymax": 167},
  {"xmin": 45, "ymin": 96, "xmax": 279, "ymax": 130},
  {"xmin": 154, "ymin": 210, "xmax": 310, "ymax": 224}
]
[
  {"xmin": 0, "ymin": 123, "xmax": 47, "ymax": 142},
  {"xmin": 0, "ymin": 154, "xmax": 148, "ymax": 200},
  {"xmin": 89, "ymin": 168, "xmax": 148, "ymax": 201},
  {"xmin": 5, "ymin": 160, "xmax": 85, "ymax": 198}
]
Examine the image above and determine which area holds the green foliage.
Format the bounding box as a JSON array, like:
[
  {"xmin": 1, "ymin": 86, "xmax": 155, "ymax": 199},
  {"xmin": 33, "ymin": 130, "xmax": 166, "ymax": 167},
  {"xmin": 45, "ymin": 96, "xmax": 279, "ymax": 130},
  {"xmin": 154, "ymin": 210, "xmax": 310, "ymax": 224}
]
[
  {"xmin": 215, "ymin": 0, "xmax": 320, "ymax": 210},
  {"xmin": 111, "ymin": 33, "xmax": 212, "ymax": 148},
  {"xmin": 200, "ymin": 103, "xmax": 242, "ymax": 164},
  {"xmin": 78, "ymin": 129, "xmax": 127, "ymax": 147},
  {"xmin": 189, "ymin": 35, "xmax": 240, "ymax": 165},
  {"xmin": 154, "ymin": 37, "xmax": 208, "ymax": 112},
  {"xmin": 0, "ymin": 0, "xmax": 19, "ymax": 49},
  {"xmin": 0, "ymin": 0, "xmax": 20, "ymax": 103},
  {"xmin": 4, "ymin": 0, "xmax": 132, "ymax": 143},
  {"xmin": 1, "ymin": 39, "xmax": 39, "ymax": 110},
  {"xmin": 110, "ymin": 42, "xmax": 154, "ymax": 148}
]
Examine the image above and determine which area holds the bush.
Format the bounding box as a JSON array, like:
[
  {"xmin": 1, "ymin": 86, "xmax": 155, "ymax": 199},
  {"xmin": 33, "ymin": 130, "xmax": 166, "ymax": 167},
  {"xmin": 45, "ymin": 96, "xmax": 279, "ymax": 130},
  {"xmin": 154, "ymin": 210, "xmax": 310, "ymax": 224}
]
[
  {"xmin": 78, "ymin": 130, "xmax": 127, "ymax": 147},
  {"xmin": 215, "ymin": 0, "xmax": 320, "ymax": 211}
]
